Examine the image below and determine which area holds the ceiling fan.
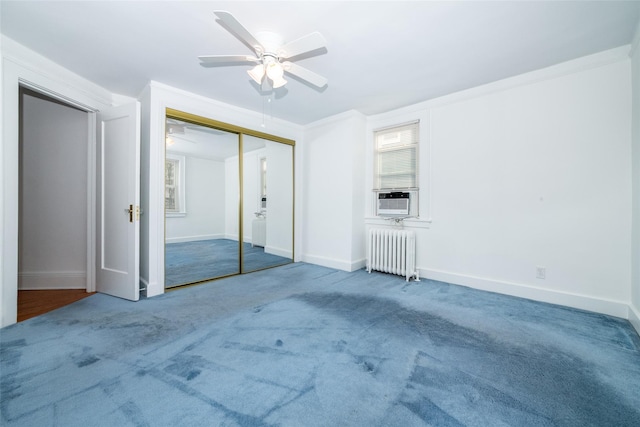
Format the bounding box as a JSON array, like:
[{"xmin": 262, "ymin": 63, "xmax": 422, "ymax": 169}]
[
  {"xmin": 166, "ymin": 119, "xmax": 224, "ymax": 146},
  {"xmin": 198, "ymin": 11, "xmax": 328, "ymax": 89}
]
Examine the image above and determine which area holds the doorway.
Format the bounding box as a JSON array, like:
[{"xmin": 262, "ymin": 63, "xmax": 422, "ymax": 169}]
[{"xmin": 18, "ymin": 87, "xmax": 92, "ymax": 319}]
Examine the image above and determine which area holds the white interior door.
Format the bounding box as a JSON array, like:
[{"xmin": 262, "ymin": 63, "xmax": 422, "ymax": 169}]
[{"xmin": 96, "ymin": 103, "xmax": 140, "ymax": 300}]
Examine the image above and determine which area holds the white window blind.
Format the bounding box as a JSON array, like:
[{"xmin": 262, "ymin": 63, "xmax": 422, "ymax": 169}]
[
  {"xmin": 165, "ymin": 158, "xmax": 180, "ymax": 212},
  {"xmin": 374, "ymin": 122, "xmax": 419, "ymax": 189}
]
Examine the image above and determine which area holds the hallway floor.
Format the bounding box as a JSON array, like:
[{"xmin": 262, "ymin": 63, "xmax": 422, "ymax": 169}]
[{"xmin": 18, "ymin": 289, "xmax": 94, "ymax": 322}]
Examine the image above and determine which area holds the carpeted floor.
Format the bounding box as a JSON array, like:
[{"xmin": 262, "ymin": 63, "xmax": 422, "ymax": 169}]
[
  {"xmin": 1, "ymin": 263, "xmax": 639, "ymax": 426},
  {"xmin": 165, "ymin": 239, "xmax": 291, "ymax": 287}
]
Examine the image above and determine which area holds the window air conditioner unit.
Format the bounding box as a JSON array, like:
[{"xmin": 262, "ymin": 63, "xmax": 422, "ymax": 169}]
[{"xmin": 375, "ymin": 190, "xmax": 418, "ymax": 217}]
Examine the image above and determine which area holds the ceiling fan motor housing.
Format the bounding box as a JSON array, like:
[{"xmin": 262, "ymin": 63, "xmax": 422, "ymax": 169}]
[{"xmin": 254, "ymin": 31, "xmax": 284, "ymax": 58}]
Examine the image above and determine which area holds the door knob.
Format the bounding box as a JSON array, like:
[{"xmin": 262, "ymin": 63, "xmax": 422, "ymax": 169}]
[{"xmin": 124, "ymin": 204, "xmax": 133, "ymax": 223}]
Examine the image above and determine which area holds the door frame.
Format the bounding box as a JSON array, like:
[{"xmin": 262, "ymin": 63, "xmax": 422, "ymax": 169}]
[
  {"xmin": 1, "ymin": 52, "xmax": 113, "ymax": 327},
  {"xmin": 19, "ymin": 85, "xmax": 97, "ymax": 294}
]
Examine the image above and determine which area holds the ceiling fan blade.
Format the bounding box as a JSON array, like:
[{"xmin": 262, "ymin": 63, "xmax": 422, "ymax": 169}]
[
  {"xmin": 214, "ymin": 11, "xmax": 264, "ymax": 53},
  {"xmin": 282, "ymin": 62, "xmax": 328, "ymax": 88},
  {"xmin": 198, "ymin": 55, "xmax": 258, "ymax": 66},
  {"xmin": 278, "ymin": 32, "xmax": 327, "ymax": 59}
]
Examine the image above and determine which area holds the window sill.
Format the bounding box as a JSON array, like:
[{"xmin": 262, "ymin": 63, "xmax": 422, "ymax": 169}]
[
  {"xmin": 166, "ymin": 212, "xmax": 187, "ymax": 218},
  {"xmin": 365, "ymin": 216, "xmax": 432, "ymax": 229}
]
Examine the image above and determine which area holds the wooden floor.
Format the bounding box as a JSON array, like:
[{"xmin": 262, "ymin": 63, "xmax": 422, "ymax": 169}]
[{"xmin": 18, "ymin": 289, "xmax": 95, "ymax": 322}]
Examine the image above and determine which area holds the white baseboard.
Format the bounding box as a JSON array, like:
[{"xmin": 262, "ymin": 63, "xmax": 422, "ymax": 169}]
[
  {"xmin": 629, "ymin": 305, "xmax": 640, "ymax": 337},
  {"xmin": 18, "ymin": 270, "xmax": 86, "ymax": 290},
  {"xmin": 351, "ymin": 258, "xmax": 367, "ymax": 272},
  {"xmin": 418, "ymin": 267, "xmax": 630, "ymax": 319},
  {"xmin": 302, "ymin": 254, "xmax": 366, "ymax": 273},
  {"xmin": 264, "ymin": 245, "xmax": 293, "ymax": 259},
  {"xmin": 165, "ymin": 234, "xmax": 223, "ymax": 244}
]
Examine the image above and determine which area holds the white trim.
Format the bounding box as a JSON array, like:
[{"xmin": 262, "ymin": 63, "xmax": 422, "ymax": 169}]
[
  {"xmin": 366, "ymin": 109, "xmax": 432, "ymax": 223},
  {"xmin": 18, "ymin": 271, "xmax": 87, "ymax": 290},
  {"xmin": 303, "ymin": 109, "xmax": 364, "ymax": 129},
  {"xmin": 301, "ymin": 253, "xmax": 366, "ymax": 272},
  {"xmin": 86, "ymin": 112, "xmax": 97, "ymax": 293},
  {"xmin": 2, "ymin": 36, "xmax": 113, "ymax": 108},
  {"xmin": 19, "ymin": 80, "xmax": 98, "ymax": 113},
  {"xmin": 165, "ymin": 234, "xmax": 224, "ymax": 244},
  {"xmin": 264, "ymin": 245, "xmax": 293, "ymax": 259},
  {"xmin": 147, "ymin": 81, "xmax": 303, "ymax": 132},
  {"xmin": 418, "ymin": 267, "xmax": 630, "ymax": 319},
  {"xmin": 0, "ymin": 35, "xmax": 4, "ymax": 330},
  {"xmin": 629, "ymin": 305, "xmax": 640, "ymax": 337},
  {"xmin": 629, "ymin": 19, "xmax": 640, "ymax": 58},
  {"xmin": 365, "ymin": 217, "xmax": 431, "ymax": 229},
  {"xmin": 372, "ymin": 119, "xmax": 420, "ymax": 133}
]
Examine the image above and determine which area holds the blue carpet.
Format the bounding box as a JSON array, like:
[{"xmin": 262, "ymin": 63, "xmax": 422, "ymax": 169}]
[
  {"xmin": 1, "ymin": 263, "xmax": 639, "ymax": 426},
  {"xmin": 165, "ymin": 239, "xmax": 291, "ymax": 287}
]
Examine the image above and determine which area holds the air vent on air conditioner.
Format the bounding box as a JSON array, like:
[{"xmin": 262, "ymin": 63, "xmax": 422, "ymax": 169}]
[{"xmin": 375, "ymin": 190, "xmax": 417, "ymax": 217}]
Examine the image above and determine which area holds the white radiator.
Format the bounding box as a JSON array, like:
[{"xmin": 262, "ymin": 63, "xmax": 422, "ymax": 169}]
[{"xmin": 367, "ymin": 228, "xmax": 419, "ymax": 282}]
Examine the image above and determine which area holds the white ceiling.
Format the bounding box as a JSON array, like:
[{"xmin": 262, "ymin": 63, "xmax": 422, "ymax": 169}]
[
  {"xmin": 166, "ymin": 118, "xmax": 267, "ymax": 160},
  {"xmin": 2, "ymin": 1, "xmax": 639, "ymax": 125}
]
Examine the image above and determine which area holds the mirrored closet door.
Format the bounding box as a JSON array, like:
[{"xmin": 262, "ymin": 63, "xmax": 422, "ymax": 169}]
[
  {"xmin": 164, "ymin": 118, "xmax": 240, "ymax": 287},
  {"xmin": 241, "ymin": 135, "xmax": 294, "ymax": 273},
  {"xmin": 164, "ymin": 109, "xmax": 294, "ymax": 288}
]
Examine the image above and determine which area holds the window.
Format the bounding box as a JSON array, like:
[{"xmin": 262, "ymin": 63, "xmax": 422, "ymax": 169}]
[
  {"xmin": 374, "ymin": 121, "xmax": 419, "ymax": 189},
  {"xmin": 260, "ymin": 157, "xmax": 267, "ymax": 210},
  {"xmin": 165, "ymin": 154, "xmax": 186, "ymax": 215},
  {"xmin": 165, "ymin": 158, "xmax": 180, "ymax": 212}
]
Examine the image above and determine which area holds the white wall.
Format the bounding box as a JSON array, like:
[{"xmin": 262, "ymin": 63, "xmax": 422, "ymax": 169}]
[
  {"xmin": 264, "ymin": 141, "xmax": 294, "ymax": 258},
  {"xmin": 19, "ymin": 91, "xmax": 88, "ymax": 289},
  {"xmin": 242, "ymin": 148, "xmax": 263, "ymax": 243},
  {"xmin": 165, "ymin": 154, "xmax": 225, "ymax": 243},
  {"xmin": 302, "ymin": 111, "xmax": 367, "ymax": 271},
  {"xmin": 365, "ymin": 47, "xmax": 632, "ymax": 318},
  {"xmin": 238, "ymin": 141, "xmax": 294, "ymax": 257},
  {"xmin": 224, "ymin": 155, "xmax": 240, "ymax": 241},
  {"xmin": 630, "ymin": 22, "xmax": 640, "ymax": 333}
]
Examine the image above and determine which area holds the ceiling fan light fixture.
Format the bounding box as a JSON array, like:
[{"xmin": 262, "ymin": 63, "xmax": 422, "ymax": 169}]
[
  {"xmin": 271, "ymin": 75, "xmax": 287, "ymax": 88},
  {"xmin": 247, "ymin": 63, "xmax": 265, "ymax": 84},
  {"xmin": 202, "ymin": 12, "xmax": 327, "ymax": 90},
  {"xmin": 265, "ymin": 61, "xmax": 287, "ymax": 88},
  {"xmin": 265, "ymin": 61, "xmax": 283, "ymax": 80}
]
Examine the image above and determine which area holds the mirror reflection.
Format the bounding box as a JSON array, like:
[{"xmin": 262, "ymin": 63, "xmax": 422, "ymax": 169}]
[
  {"xmin": 242, "ymin": 135, "xmax": 293, "ymax": 273},
  {"xmin": 164, "ymin": 114, "xmax": 294, "ymax": 288},
  {"xmin": 164, "ymin": 118, "xmax": 240, "ymax": 287}
]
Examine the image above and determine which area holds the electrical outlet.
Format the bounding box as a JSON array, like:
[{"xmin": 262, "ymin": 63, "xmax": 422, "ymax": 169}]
[{"xmin": 536, "ymin": 266, "xmax": 546, "ymax": 279}]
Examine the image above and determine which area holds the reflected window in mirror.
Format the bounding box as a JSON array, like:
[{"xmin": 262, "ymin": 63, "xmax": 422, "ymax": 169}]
[
  {"xmin": 260, "ymin": 156, "xmax": 267, "ymax": 212},
  {"xmin": 165, "ymin": 154, "xmax": 186, "ymax": 217},
  {"xmin": 164, "ymin": 115, "xmax": 241, "ymax": 287}
]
